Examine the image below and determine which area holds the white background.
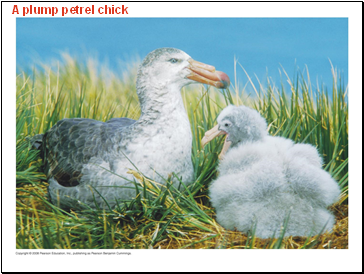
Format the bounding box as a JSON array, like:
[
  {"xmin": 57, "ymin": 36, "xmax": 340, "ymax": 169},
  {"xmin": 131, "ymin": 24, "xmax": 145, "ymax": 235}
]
[{"xmin": 2, "ymin": 1, "xmax": 362, "ymax": 272}]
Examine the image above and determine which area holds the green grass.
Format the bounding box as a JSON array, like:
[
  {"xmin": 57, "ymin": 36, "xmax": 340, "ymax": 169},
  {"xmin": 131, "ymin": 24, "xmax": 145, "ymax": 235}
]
[{"xmin": 16, "ymin": 55, "xmax": 348, "ymax": 249}]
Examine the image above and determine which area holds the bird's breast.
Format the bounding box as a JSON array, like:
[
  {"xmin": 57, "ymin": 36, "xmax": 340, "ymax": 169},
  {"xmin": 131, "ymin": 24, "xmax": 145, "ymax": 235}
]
[{"xmin": 117, "ymin": 113, "xmax": 193, "ymax": 181}]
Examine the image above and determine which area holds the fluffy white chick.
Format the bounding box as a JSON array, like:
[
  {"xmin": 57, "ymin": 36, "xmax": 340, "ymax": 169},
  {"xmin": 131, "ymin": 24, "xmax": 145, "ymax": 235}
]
[{"xmin": 202, "ymin": 105, "xmax": 340, "ymax": 238}]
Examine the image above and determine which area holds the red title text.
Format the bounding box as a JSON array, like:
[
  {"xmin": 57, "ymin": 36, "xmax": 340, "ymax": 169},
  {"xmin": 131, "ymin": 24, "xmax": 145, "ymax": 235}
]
[{"xmin": 12, "ymin": 5, "xmax": 129, "ymax": 16}]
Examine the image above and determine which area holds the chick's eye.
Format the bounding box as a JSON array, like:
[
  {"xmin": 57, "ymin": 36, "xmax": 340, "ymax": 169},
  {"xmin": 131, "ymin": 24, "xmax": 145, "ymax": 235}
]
[
  {"xmin": 225, "ymin": 123, "xmax": 230, "ymax": 127},
  {"xmin": 169, "ymin": 58, "xmax": 178, "ymax": 64}
]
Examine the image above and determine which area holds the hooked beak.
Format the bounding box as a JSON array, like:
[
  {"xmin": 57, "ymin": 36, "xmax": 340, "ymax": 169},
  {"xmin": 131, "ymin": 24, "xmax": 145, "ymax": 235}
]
[
  {"xmin": 201, "ymin": 125, "xmax": 232, "ymax": 160},
  {"xmin": 187, "ymin": 59, "xmax": 230, "ymax": 89}
]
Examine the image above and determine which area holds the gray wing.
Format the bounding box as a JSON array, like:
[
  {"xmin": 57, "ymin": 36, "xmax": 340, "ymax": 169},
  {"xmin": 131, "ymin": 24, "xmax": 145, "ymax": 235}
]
[
  {"xmin": 105, "ymin": 117, "xmax": 136, "ymax": 127},
  {"xmin": 41, "ymin": 117, "xmax": 136, "ymax": 187}
]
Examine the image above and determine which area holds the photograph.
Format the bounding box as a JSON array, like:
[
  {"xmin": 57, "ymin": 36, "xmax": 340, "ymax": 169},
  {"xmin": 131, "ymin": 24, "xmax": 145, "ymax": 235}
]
[{"xmin": 3, "ymin": 1, "xmax": 362, "ymax": 272}]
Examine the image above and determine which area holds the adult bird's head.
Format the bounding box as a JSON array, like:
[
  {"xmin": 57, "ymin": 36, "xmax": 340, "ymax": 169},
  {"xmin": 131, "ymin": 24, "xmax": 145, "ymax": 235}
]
[
  {"xmin": 137, "ymin": 48, "xmax": 230, "ymax": 92},
  {"xmin": 201, "ymin": 105, "xmax": 268, "ymax": 160}
]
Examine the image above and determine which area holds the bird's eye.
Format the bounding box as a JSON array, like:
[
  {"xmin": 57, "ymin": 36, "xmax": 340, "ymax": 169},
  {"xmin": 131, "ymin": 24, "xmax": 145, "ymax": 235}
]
[
  {"xmin": 225, "ymin": 123, "xmax": 230, "ymax": 127},
  {"xmin": 169, "ymin": 58, "xmax": 178, "ymax": 64}
]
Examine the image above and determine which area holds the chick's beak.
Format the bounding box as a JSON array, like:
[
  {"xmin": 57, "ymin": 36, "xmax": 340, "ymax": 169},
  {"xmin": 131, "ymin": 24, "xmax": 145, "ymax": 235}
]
[
  {"xmin": 201, "ymin": 124, "xmax": 232, "ymax": 160},
  {"xmin": 201, "ymin": 125, "xmax": 224, "ymax": 147},
  {"xmin": 187, "ymin": 59, "xmax": 230, "ymax": 89}
]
